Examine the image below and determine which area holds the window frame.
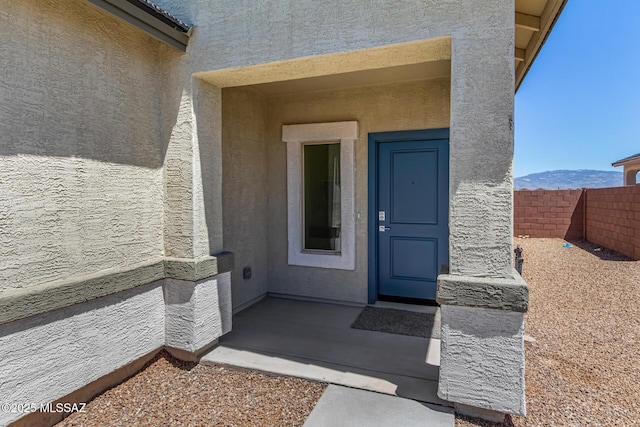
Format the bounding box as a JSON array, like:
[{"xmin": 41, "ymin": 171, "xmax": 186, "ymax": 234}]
[
  {"xmin": 301, "ymin": 141, "xmax": 342, "ymax": 254},
  {"xmin": 282, "ymin": 121, "xmax": 357, "ymax": 270}
]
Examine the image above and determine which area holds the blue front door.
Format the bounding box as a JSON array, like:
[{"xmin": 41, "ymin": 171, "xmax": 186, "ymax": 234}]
[{"xmin": 373, "ymin": 132, "xmax": 449, "ymax": 301}]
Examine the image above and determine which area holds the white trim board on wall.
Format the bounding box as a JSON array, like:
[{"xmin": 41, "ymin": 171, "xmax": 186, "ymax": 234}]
[{"xmin": 282, "ymin": 121, "xmax": 357, "ymax": 270}]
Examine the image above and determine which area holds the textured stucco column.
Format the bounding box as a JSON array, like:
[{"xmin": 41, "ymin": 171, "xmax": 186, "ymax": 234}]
[
  {"xmin": 164, "ymin": 272, "xmax": 232, "ymax": 357},
  {"xmin": 448, "ymin": 12, "xmax": 515, "ymax": 279},
  {"xmin": 438, "ymin": 3, "xmax": 522, "ymax": 419},
  {"xmin": 162, "ymin": 66, "xmax": 223, "ymax": 258},
  {"xmin": 437, "ymin": 270, "xmax": 528, "ymax": 418}
]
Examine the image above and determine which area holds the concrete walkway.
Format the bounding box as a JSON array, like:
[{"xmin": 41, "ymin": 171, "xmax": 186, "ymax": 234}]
[
  {"xmin": 201, "ymin": 297, "xmax": 448, "ymax": 405},
  {"xmin": 304, "ymin": 385, "xmax": 454, "ymax": 427}
]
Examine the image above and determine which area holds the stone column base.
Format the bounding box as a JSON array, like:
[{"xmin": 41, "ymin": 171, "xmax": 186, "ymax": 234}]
[
  {"xmin": 164, "ymin": 272, "xmax": 232, "ymax": 355},
  {"xmin": 437, "ymin": 270, "xmax": 528, "ymax": 418}
]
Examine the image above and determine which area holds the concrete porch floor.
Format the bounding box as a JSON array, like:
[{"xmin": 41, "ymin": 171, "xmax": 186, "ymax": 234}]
[{"xmin": 201, "ymin": 297, "xmax": 450, "ymax": 407}]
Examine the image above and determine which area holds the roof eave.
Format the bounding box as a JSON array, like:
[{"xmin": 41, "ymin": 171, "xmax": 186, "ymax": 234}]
[
  {"xmin": 612, "ymin": 156, "xmax": 640, "ymax": 167},
  {"xmin": 86, "ymin": 0, "xmax": 191, "ymax": 51},
  {"xmin": 515, "ymin": 0, "xmax": 569, "ymax": 92}
]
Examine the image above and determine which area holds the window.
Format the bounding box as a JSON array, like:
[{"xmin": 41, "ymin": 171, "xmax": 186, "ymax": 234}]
[
  {"xmin": 303, "ymin": 143, "xmax": 341, "ymax": 252},
  {"xmin": 282, "ymin": 121, "xmax": 357, "ymax": 270}
]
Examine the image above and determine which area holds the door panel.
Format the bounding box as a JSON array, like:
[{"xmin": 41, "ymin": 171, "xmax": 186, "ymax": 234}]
[
  {"xmin": 377, "ymin": 139, "xmax": 448, "ymax": 300},
  {"xmin": 391, "ymin": 237, "xmax": 437, "ymax": 280},
  {"xmin": 391, "ymin": 150, "xmax": 438, "ymax": 224}
]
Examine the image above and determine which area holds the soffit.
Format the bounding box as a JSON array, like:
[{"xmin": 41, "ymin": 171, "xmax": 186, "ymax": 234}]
[
  {"xmin": 246, "ymin": 60, "xmax": 451, "ymax": 97},
  {"xmin": 515, "ymin": 0, "xmax": 568, "ymax": 91},
  {"xmin": 198, "ymin": 37, "xmax": 451, "ymax": 90}
]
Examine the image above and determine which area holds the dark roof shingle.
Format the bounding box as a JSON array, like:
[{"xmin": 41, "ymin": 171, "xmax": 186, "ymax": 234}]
[{"xmin": 125, "ymin": 0, "xmax": 191, "ymax": 33}]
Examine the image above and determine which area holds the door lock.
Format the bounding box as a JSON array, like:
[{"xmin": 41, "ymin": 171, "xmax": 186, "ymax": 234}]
[{"xmin": 378, "ymin": 226, "xmax": 391, "ymax": 232}]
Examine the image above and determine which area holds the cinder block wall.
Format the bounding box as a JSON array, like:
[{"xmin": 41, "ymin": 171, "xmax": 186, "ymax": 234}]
[
  {"xmin": 514, "ymin": 187, "xmax": 640, "ymax": 260},
  {"xmin": 513, "ymin": 190, "xmax": 584, "ymax": 239},
  {"xmin": 585, "ymin": 186, "xmax": 640, "ymax": 260}
]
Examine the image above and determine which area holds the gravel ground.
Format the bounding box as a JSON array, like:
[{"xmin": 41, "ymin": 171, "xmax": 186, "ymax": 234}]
[
  {"xmin": 55, "ymin": 238, "xmax": 639, "ymax": 426},
  {"xmin": 56, "ymin": 351, "xmax": 325, "ymax": 427},
  {"xmin": 456, "ymin": 238, "xmax": 640, "ymax": 427}
]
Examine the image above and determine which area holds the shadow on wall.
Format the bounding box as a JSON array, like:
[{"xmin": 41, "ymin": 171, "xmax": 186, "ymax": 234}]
[
  {"xmin": 0, "ymin": 281, "xmax": 161, "ymax": 339},
  {"xmin": 1, "ymin": 0, "xmax": 229, "ymax": 257},
  {"xmin": 566, "ymin": 190, "xmax": 585, "ymax": 240},
  {"xmin": 0, "ymin": 0, "xmax": 195, "ymax": 171}
]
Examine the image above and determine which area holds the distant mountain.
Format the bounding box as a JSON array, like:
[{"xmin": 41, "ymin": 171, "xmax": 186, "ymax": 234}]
[{"xmin": 514, "ymin": 169, "xmax": 623, "ymax": 190}]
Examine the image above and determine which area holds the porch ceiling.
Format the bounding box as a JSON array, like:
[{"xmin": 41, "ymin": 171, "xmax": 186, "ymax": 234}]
[
  {"xmin": 245, "ymin": 60, "xmax": 450, "ymax": 97},
  {"xmin": 195, "ymin": 37, "xmax": 451, "ymax": 89},
  {"xmin": 515, "ymin": 0, "xmax": 568, "ymax": 91}
]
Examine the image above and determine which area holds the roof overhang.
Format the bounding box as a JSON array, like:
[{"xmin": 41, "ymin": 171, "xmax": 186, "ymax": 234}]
[
  {"xmin": 86, "ymin": 0, "xmax": 191, "ymax": 51},
  {"xmin": 612, "ymin": 153, "xmax": 640, "ymax": 167},
  {"xmin": 515, "ymin": 0, "xmax": 568, "ymax": 91}
]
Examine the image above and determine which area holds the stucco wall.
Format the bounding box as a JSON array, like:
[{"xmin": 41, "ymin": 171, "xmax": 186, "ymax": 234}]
[
  {"xmin": 0, "ymin": 0, "xmax": 165, "ymax": 291},
  {"xmin": 265, "ymin": 79, "xmax": 450, "ymax": 303},
  {"xmin": 164, "ymin": 272, "xmax": 232, "ymax": 350},
  {"xmin": 221, "ymin": 88, "xmax": 269, "ymax": 310},
  {"xmin": 438, "ymin": 304, "xmax": 526, "ymax": 415},
  {"xmin": 0, "ymin": 282, "xmax": 165, "ymax": 426},
  {"xmin": 161, "ymin": 75, "xmax": 222, "ymax": 260},
  {"xmin": 1, "ymin": 0, "xmax": 519, "ymax": 418},
  {"xmin": 0, "ymin": 269, "xmax": 233, "ymax": 426},
  {"xmin": 153, "ymin": 0, "xmax": 515, "ymax": 282},
  {"xmin": 154, "ymin": 1, "xmax": 509, "ymax": 78}
]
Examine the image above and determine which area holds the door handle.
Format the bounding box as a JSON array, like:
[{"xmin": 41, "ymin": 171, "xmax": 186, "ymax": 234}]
[{"xmin": 378, "ymin": 226, "xmax": 391, "ymax": 232}]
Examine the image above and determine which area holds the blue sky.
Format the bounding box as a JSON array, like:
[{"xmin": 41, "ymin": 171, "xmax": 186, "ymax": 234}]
[{"xmin": 514, "ymin": 0, "xmax": 640, "ymax": 177}]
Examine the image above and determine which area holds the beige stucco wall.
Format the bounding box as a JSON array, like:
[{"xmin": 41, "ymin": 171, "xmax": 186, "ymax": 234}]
[
  {"xmin": 1, "ymin": 0, "xmax": 523, "ymax": 417},
  {"xmin": 222, "ymin": 88, "xmax": 269, "ymax": 309},
  {"xmin": 0, "ymin": 0, "xmax": 165, "ymax": 290},
  {"xmin": 267, "ymin": 79, "xmax": 450, "ymax": 303},
  {"xmin": 221, "ymin": 79, "xmax": 449, "ymax": 305},
  {"xmin": 1, "ymin": 0, "xmax": 516, "ymax": 299},
  {"xmin": 153, "ymin": 0, "xmax": 515, "ymax": 281},
  {"xmin": 620, "ymin": 160, "xmax": 640, "ymax": 185}
]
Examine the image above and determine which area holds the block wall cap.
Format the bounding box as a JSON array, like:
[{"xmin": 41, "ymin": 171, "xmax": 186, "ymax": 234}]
[
  {"xmin": 0, "ymin": 252, "xmax": 234, "ymax": 326},
  {"xmin": 437, "ymin": 270, "xmax": 528, "ymax": 312}
]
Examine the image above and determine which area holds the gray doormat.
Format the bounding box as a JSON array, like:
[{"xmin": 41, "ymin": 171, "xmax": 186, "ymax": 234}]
[{"xmin": 351, "ymin": 306, "xmax": 441, "ymax": 339}]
